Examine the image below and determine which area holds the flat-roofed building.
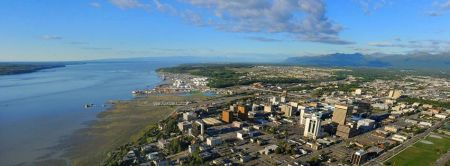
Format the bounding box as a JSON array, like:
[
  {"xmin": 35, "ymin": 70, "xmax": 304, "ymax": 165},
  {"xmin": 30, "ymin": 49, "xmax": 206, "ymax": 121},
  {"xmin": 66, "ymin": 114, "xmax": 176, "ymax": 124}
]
[
  {"xmin": 351, "ymin": 150, "xmax": 368, "ymax": 165},
  {"xmin": 177, "ymin": 121, "xmax": 192, "ymax": 132},
  {"xmin": 264, "ymin": 104, "xmax": 273, "ymax": 113},
  {"xmin": 336, "ymin": 123, "xmax": 358, "ymax": 139},
  {"xmin": 222, "ymin": 110, "xmax": 233, "ymax": 123},
  {"xmin": 357, "ymin": 119, "xmax": 376, "ymax": 133},
  {"xmin": 183, "ymin": 112, "xmax": 197, "ymax": 121},
  {"xmin": 206, "ymin": 137, "xmax": 222, "ymax": 146},
  {"xmin": 202, "ymin": 118, "xmax": 222, "ymax": 126},
  {"xmin": 281, "ymin": 104, "xmax": 293, "ymax": 117},
  {"xmin": 332, "ymin": 104, "xmax": 349, "ymax": 125},
  {"xmin": 388, "ymin": 89, "xmax": 402, "ymax": 99},
  {"xmin": 238, "ymin": 105, "xmax": 249, "ymax": 120},
  {"xmin": 304, "ymin": 113, "xmax": 321, "ymax": 139},
  {"xmin": 191, "ymin": 120, "xmax": 205, "ymax": 137}
]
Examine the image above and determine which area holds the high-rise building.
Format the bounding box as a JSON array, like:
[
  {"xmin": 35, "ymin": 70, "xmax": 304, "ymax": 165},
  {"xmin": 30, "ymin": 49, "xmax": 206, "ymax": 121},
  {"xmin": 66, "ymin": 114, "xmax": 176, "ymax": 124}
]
[
  {"xmin": 299, "ymin": 106, "xmax": 310, "ymax": 125},
  {"xmin": 351, "ymin": 150, "xmax": 368, "ymax": 165},
  {"xmin": 183, "ymin": 112, "xmax": 197, "ymax": 121},
  {"xmin": 238, "ymin": 105, "xmax": 248, "ymax": 120},
  {"xmin": 280, "ymin": 96, "xmax": 287, "ymax": 103},
  {"xmin": 336, "ymin": 123, "xmax": 358, "ymax": 139},
  {"xmin": 281, "ymin": 104, "xmax": 293, "ymax": 117},
  {"xmin": 191, "ymin": 120, "xmax": 205, "ymax": 136},
  {"xmin": 222, "ymin": 110, "xmax": 233, "ymax": 123},
  {"xmin": 230, "ymin": 104, "xmax": 237, "ymax": 112},
  {"xmin": 388, "ymin": 89, "xmax": 402, "ymax": 99},
  {"xmin": 271, "ymin": 96, "xmax": 279, "ymax": 105},
  {"xmin": 251, "ymin": 103, "xmax": 259, "ymax": 112},
  {"xmin": 264, "ymin": 104, "xmax": 273, "ymax": 113},
  {"xmin": 353, "ymin": 101, "xmax": 371, "ymax": 114},
  {"xmin": 332, "ymin": 104, "xmax": 349, "ymax": 125},
  {"xmin": 303, "ymin": 113, "xmax": 321, "ymax": 139}
]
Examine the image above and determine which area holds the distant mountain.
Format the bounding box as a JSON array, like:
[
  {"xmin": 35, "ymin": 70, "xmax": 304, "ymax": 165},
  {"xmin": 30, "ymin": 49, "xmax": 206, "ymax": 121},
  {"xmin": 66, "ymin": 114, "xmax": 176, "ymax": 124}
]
[
  {"xmin": 92, "ymin": 55, "xmax": 281, "ymax": 64},
  {"xmin": 284, "ymin": 52, "xmax": 450, "ymax": 70}
]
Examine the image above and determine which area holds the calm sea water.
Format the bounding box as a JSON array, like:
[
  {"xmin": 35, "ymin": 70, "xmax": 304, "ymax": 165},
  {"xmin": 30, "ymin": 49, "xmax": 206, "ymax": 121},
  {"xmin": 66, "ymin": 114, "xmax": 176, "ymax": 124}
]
[{"xmin": 0, "ymin": 60, "xmax": 176, "ymax": 165}]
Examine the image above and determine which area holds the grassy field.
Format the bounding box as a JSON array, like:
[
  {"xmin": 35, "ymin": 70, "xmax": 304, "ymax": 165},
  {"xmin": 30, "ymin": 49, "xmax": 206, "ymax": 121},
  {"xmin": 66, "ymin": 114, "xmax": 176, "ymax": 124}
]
[
  {"xmin": 385, "ymin": 134, "xmax": 450, "ymax": 166},
  {"xmin": 65, "ymin": 94, "xmax": 208, "ymax": 166}
]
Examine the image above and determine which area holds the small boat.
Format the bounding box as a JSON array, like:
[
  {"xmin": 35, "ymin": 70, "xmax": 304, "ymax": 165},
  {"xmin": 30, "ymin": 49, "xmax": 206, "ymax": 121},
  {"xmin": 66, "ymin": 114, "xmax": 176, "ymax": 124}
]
[{"xmin": 84, "ymin": 104, "xmax": 94, "ymax": 108}]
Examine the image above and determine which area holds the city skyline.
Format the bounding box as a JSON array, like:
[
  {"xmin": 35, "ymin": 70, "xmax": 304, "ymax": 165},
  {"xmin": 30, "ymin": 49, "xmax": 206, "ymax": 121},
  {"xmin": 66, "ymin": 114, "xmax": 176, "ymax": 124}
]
[{"xmin": 1, "ymin": 0, "xmax": 450, "ymax": 61}]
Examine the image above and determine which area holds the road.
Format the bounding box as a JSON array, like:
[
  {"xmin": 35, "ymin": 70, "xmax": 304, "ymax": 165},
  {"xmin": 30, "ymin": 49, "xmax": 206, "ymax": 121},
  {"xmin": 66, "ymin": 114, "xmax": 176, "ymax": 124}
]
[{"xmin": 363, "ymin": 118, "xmax": 449, "ymax": 166}]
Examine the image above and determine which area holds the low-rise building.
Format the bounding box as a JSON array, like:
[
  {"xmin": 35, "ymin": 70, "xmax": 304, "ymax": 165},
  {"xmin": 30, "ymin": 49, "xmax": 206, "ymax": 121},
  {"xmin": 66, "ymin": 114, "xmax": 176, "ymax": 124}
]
[
  {"xmin": 419, "ymin": 121, "xmax": 432, "ymax": 127},
  {"xmin": 435, "ymin": 113, "xmax": 447, "ymax": 119},
  {"xmin": 384, "ymin": 125, "xmax": 400, "ymax": 133},
  {"xmin": 206, "ymin": 137, "xmax": 222, "ymax": 146}
]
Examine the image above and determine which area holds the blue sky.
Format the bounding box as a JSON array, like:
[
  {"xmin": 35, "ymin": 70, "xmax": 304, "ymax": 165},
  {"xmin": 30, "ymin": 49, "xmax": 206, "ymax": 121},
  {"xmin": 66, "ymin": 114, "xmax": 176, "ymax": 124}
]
[{"xmin": 0, "ymin": 0, "xmax": 449, "ymax": 61}]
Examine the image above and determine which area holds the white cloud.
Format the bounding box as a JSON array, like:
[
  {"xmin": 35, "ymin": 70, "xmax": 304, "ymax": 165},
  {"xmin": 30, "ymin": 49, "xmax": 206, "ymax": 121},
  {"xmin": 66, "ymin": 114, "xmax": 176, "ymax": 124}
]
[
  {"xmin": 90, "ymin": 2, "xmax": 101, "ymax": 8},
  {"xmin": 369, "ymin": 39, "xmax": 450, "ymax": 53},
  {"xmin": 41, "ymin": 35, "xmax": 63, "ymax": 40},
  {"xmin": 147, "ymin": 0, "xmax": 352, "ymax": 44},
  {"xmin": 442, "ymin": 0, "xmax": 450, "ymax": 9},
  {"xmin": 246, "ymin": 36, "xmax": 281, "ymax": 42},
  {"xmin": 353, "ymin": 0, "xmax": 391, "ymax": 14},
  {"xmin": 427, "ymin": 0, "xmax": 450, "ymax": 16},
  {"xmin": 109, "ymin": 0, "xmax": 149, "ymax": 9},
  {"xmin": 153, "ymin": 0, "xmax": 177, "ymax": 15}
]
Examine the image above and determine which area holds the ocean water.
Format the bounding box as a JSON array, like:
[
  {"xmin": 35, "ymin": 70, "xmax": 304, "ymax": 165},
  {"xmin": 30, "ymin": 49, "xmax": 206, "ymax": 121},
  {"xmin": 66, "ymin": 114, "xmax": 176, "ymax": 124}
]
[{"xmin": 0, "ymin": 60, "xmax": 177, "ymax": 166}]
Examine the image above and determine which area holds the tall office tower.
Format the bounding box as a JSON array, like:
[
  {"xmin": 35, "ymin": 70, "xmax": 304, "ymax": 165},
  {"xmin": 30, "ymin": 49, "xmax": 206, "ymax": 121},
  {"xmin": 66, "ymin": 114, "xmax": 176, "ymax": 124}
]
[
  {"xmin": 271, "ymin": 96, "xmax": 279, "ymax": 105},
  {"xmin": 388, "ymin": 89, "xmax": 402, "ymax": 99},
  {"xmin": 230, "ymin": 104, "xmax": 237, "ymax": 112},
  {"xmin": 222, "ymin": 110, "xmax": 233, "ymax": 123},
  {"xmin": 280, "ymin": 96, "xmax": 287, "ymax": 103},
  {"xmin": 351, "ymin": 150, "xmax": 368, "ymax": 165},
  {"xmin": 237, "ymin": 105, "xmax": 248, "ymax": 120},
  {"xmin": 264, "ymin": 104, "xmax": 273, "ymax": 113},
  {"xmin": 191, "ymin": 120, "xmax": 205, "ymax": 136},
  {"xmin": 281, "ymin": 104, "xmax": 293, "ymax": 117},
  {"xmin": 303, "ymin": 113, "xmax": 321, "ymax": 139},
  {"xmin": 299, "ymin": 106, "xmax": 309, "ymax": 125},
  {"xmin": 336, "ymin": 123, "xmax": 358, "ymax": 139},
  {"xmin": 332, "ymin": 104, "xmax": 349, "ymax": 125}
]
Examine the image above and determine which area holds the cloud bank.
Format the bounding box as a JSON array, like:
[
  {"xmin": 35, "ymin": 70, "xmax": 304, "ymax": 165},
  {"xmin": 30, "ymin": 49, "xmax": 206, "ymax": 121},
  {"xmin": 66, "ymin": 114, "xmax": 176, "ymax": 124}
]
[{"xmin": 109, "ymin": 0, "xmax": 352, "ymax": 45}]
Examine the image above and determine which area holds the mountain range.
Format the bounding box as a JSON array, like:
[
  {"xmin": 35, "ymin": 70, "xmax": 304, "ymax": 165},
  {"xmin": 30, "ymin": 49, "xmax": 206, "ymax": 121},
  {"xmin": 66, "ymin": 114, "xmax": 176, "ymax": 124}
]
[{"xmin": 284, "ymin": 52, "xmax": 450, "ymax": 70}]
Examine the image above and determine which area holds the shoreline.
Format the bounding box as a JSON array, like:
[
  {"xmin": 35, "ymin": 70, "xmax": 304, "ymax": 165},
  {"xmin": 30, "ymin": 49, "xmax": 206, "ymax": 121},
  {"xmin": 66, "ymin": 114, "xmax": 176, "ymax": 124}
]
[
  {"xmin": 0, "ymin": 63, "xmax": 71, "ymax": 76},
  {"xmin": 64, "ymin": 96, "xmax": 181, "ymax": 165},
  {"xmin": 59, "ymin": 72, "xmax": 212, "ymax": 166},
  {"xmin": 27, "ymin": 69, "xmax": 170, "ymax": 166}
]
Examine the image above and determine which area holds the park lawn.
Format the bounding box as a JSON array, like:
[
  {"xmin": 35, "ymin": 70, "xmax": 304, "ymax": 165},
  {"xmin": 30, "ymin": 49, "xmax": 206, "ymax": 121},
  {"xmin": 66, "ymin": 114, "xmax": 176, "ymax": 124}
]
[{"xmin": 385, "ymin": 134, "xmax": 450, "ymax": 166}]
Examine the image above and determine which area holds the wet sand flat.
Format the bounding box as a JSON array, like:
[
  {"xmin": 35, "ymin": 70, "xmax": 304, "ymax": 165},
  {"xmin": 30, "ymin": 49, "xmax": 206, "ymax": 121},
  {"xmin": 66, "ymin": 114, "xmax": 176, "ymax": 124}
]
[{"xmin": 65, "ymin": 95, "xmax": 206, "ymax": 166}]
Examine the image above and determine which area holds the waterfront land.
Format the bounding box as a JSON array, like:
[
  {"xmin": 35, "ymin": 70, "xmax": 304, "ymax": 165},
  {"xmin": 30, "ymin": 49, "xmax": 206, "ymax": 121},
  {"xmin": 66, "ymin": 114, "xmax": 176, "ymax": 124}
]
[
  {"xmin": 0, "ymin": 63, "xmax": 68, "ymax": 75},
  {"xmin": 66, "ymin": 94, "xmax": 210, "ymax": 166}
]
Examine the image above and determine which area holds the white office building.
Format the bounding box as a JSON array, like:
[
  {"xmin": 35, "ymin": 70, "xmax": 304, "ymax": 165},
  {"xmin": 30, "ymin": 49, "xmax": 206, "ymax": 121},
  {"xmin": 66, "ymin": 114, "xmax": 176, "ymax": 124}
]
[{"xmin": 303, "ymin": 113, "xmax": 321, "ymax": 139}]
